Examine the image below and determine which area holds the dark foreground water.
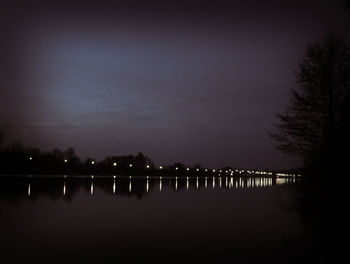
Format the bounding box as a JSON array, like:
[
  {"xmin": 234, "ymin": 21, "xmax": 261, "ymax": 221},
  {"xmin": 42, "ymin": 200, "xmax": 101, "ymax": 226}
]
[{"xmin": 0, "ymin": 176, "xmax": 305, "ymax": 263}]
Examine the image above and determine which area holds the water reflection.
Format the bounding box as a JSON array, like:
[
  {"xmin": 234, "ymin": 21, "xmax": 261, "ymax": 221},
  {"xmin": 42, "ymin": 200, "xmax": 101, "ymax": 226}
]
[
  {"xmin": 0, "ymin": 176, "xmax": 297, "ymax": 203},
  {"xmin": 63, "ymin": 181, "xmax": 66, "ymax": 196}
]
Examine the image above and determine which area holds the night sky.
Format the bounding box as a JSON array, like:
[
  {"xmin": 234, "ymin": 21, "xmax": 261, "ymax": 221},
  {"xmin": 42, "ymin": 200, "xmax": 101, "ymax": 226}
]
[{"xmin": 1, "ymin": 0, "xmax": 349, "ymax": 169}]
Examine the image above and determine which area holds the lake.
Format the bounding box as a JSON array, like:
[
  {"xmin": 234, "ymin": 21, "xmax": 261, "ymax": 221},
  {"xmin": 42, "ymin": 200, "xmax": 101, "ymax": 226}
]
[{"xmin": 0, "ymin": 176, "xmax": 305, "ymax": 263}]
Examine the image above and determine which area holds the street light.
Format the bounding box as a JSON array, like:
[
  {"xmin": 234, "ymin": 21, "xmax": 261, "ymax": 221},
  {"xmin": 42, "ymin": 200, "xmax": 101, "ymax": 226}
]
[
  {"xmin": 129, "ymin": 164, "xmax": 133, "ymax": 167},
  {"xmin": 159, "ymin": 166, "xmax": 163, "ymax": 169},
  {"xmin": 146, "ymin": 165, "xmax": 150, "ymax": 168},
  {"xmin": 64, "ymin": 159, "xmax": 68, "ymax": 163},
  {"xmin": 91, "ymin": 161, "xmax": 95, "ymax": 165},
  {"xmin": 113, "ymin": 162, "xmax": 117, "ymax": 166}
]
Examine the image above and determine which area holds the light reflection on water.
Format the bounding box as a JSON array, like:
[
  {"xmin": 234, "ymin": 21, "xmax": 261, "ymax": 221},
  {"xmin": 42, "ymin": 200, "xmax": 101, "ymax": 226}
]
[
  {"xmin": 63, "ymin": 181, "xmax": 66, "ymax": 196},
  {"xmin": 0, "ymin": 175, "xmax": 301, "ymax": 264},
  {"xmin": 4, "ymin": 176, "xmax": 297, "ymax": 199}
]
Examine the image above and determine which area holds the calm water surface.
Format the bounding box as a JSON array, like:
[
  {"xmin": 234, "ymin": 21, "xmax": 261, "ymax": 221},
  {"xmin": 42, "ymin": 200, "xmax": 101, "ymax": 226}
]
[{"xmin": 0, "ymin": 176, "xmax": 303, "ymax": 263}]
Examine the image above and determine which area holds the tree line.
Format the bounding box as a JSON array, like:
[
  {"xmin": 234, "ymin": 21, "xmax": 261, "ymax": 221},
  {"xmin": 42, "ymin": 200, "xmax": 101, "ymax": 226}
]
[{"xmin": 0, "ymin": 139, "xmax": 248, "ymax": 176}]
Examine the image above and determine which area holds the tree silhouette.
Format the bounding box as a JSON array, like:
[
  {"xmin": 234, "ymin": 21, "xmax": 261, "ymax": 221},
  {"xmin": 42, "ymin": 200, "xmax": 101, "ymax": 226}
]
[{"xmin": 270, "ymin": 34, "xmax": 350, "ymax": 176}]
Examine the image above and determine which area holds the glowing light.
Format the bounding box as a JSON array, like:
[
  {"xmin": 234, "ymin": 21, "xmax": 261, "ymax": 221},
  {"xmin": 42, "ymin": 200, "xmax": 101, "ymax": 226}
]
[
  {"xmin": 186, "ymin": 168, "xmax": 189, "ymax": 171},
  {"xmin": 205, "ymin": 177, "xmax": 208, "ymax": 188},
  {"xmin": 212, "ymin": 169, "xmax": 216, "ymax": 173},
  {"xmin": 175, "ymin": 167, "xmax": 178, "ymax": 170},
  {"xmin": 212, "ymin": 177, "xmax": 215, "ymax": 188},
  {"xmin": 90, "ymin": 182, "xmax": 94, "ymax": 195},
  {"xmin": 113, "ymin": 175, "xmax": 116, "ymax": 179},
  {"xmin": 196, "ymin": 168, "xmax": 199, "ymax": 172},
  {"xmin": 91, "ymin": 175, "xmax": 94, "ymax": 179},
  {"xmin": 219, "ymin": 177, "xmax": 222, "ymax": 188},
  {"xmin": 91, "ymin": 161, "xmax": 95, "ymax": 165},
  {"xmin": 159, "ymin": 178, "xmax": 162, "ymax": 191},
  {"xmin": 29, "ymin": 157, "xmax": 32, "ymax": 160},
  {"xmin": 129, "ymin": 179, "xmax": 132, "ymax": 192},
  {"xmin": 64, "ymin": 159, "xmax": 68, "ymax": 163},
  {"xmin": 186, "ymin": 177, "xmax": 189, "ymax": 190},
  {"xmin": 146, "ymin": 180, "xmax": 149, "ymax": 192},
  {"xmin": 196, "ymin": 177, "xmax": 199, "ymax": 189},
  {"xmin": 159, "ymin": 166, "xmax": 163, "ymax": 169},
  {"xmin": 113, "ymin": 180, "xmax": 116, "ymax": 194},
  {"xmin": 113, "ymin": 162, "xmax": 117, "ymax": 166},
  {"xmin": 225, "ymin": 177, "xmax": 228, "ymax": 187},
  {"xmin": 64, "ymin": 175, "xmax": 67, "ymax": 178},
  {"xmin": 63, "ymin": 182, "xmax": 66, "ymax": 196},
  {"xmin": 129, "ymin": 164, "xmax": 133, "ymax": 167},
  {"xmin": 27, "ymin": 183, "xmax": 31, "ymax": 197},
  {"xmin": 205, "ymin": 169, "xmax": 208, "ymax": 172},
  {"xmin": 146, "ymin": 165, "xmax": 150, "ymax": 168},
  {"xmin": 175, "ymin": 177, "xmax": 178, "ymax": 191}
]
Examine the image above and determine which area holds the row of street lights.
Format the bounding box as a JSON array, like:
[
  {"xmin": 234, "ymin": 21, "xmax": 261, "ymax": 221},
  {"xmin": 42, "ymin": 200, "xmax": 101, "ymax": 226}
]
[
  {"xmin": 28, "ymin": 156, "xmax": 291, "ymax": 176},
  {"xmin": 28, "ymin": 156, "xmax": 230, "ymax": 173}
]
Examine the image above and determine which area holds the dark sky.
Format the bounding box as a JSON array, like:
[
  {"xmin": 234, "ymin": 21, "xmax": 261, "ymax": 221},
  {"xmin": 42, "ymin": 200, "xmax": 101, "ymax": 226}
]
[{"xmin": 1, "ymin": 0, "xmax": 349, "ymax": 169}]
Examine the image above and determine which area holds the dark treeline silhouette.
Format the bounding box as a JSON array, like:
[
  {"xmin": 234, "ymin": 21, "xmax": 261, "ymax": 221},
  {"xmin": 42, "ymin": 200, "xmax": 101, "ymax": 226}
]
[
  {"xmin": 271, "ymin": 33, "xmax": 349, "ymax": 263},
  {"xmin": 270, "ymin": 33, "xmax": 350, "ymax": 183},
  {"xmin": 0, "ymin": 134, "xmax": 292, "ymax": 177},
  {"xmin": 0, "ymin": 140, "xmax": 160, "ymax": 176}
]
